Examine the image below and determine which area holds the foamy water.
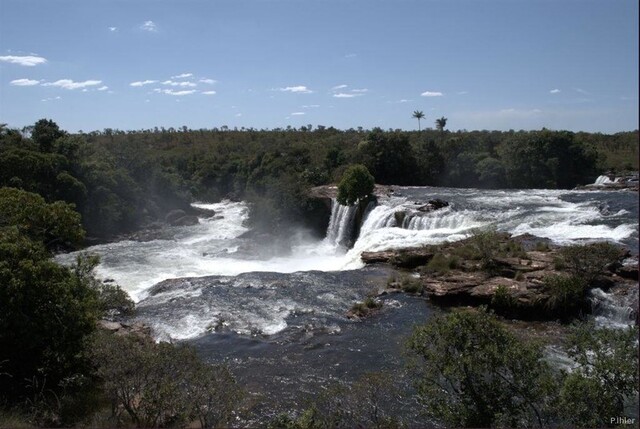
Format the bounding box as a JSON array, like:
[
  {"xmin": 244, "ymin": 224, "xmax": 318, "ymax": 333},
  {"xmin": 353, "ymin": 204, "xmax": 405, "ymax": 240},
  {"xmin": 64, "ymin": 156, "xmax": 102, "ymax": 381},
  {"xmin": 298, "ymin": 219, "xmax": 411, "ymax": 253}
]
[{"xmin": 56, "ymin": 188, "xmax": 638, "ymax": 339}]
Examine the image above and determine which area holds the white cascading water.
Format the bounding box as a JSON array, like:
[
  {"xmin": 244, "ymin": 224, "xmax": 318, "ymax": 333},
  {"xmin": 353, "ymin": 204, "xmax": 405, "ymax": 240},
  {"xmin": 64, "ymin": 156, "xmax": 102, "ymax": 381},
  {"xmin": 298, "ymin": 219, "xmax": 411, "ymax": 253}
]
[
  {"xmin": 589, "ymin": 287, "xmax": 638, "ymax": 329},
  {"xmin": 594, "ymin": 175, "xmax": 619, "ymax": 185},
  {"xmin": 324, "ymin": 200, "xmax": 358, "ymax": 247}
]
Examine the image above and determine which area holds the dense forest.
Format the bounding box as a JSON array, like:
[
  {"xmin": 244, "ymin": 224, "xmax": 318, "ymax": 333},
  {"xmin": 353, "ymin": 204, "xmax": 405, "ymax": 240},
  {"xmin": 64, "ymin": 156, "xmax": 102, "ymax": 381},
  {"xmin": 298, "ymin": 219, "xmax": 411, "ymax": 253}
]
[
  {"xmin": 0, "ymin": 119, "xmax": 638, "ymax": 428},
  {"xmin": 1, "ymin": 120, "xmax": 637, "ymax": 241}
]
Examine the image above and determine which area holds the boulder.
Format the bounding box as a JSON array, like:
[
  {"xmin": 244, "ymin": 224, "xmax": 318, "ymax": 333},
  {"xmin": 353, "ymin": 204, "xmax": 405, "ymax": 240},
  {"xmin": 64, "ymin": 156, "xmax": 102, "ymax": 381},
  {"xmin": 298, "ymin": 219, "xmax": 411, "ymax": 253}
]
[
  {"xmin": 171, "ymin": 215, "xmax": 199, "ymax": 226},
  {"xmin": 417, "ymin": 199, "xmax": 449, "ymax": 212},
  {"xmin": 165, "ymin": 209, "xmax": 187, "ymax": 224}
]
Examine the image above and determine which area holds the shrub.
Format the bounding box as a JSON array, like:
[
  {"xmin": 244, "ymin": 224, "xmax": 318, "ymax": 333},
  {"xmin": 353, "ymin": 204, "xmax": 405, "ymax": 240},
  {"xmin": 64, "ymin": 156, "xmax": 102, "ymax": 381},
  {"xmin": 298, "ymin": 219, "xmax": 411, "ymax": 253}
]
[
  {"xmin": 336, "ymin": 164, "xmax": 375, "ymax": 206},
  {"xmin": 557, "ymin": 242, "xmax": 622, "ymax": 283},
  {"xmin": 406, "ymin": 310, "xmax": 557, "ymax": 428},
  {"xmin": 491, "ymin": 285, "xmax": 519, "ymax": 315},
  {"xmin": 423, "ymin": 253, "xmax": 458, "ymax": 275},
  {"xmin": 90, "ymin": 331, "xmax": 242, "ymax": 428},
  {"xmin": 543, "ymin": 275, "xmax": 589, "ymax": 318},
  {"xmin": 558, "ymin": 323, "xmax": 639, "ymax": 427}
]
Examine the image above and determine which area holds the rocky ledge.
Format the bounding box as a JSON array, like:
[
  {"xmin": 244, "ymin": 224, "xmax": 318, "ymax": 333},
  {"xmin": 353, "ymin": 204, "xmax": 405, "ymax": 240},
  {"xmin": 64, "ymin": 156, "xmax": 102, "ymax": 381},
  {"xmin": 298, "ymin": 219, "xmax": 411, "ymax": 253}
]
[
  {"xmin": 309, "ymin": 184, "xmax": 391, "ymax": 199},
  {"xmin": 364, "ymin": 233, "xmax": 638, "ymax": 322}
]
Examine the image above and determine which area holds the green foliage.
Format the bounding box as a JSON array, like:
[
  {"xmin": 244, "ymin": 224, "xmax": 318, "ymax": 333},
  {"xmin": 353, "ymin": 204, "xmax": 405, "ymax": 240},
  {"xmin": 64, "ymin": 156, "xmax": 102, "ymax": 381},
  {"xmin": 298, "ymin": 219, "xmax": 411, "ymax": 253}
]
[
  {"xmin": 543, "ymin": 275, "xmax": 589, "ymax": 317},
  {"xmin": 491, "ymin": 284, "xmax": 519, "ymax": 314},
  {"xmin": 558, "ymin": 323, "xmax": 639, "ymax": 427},
  {"xmin": 32, "ymin": 118, "xmax": 65, "ymax": 153},
  {"xmin": 358, "ymin": 128, "xmax": 418, "ymax": 185},
  {"xmin": 0, "ymin": 187, "xmax": 84, "ymax": 250},
  {"xmin": 90, "ymin": 331, "xmax": 243, "ymax": 428},
  {"xmin": 336, "ymin": 164, "xmax": 375, "ymax": 206},
  {"xmin": 271, "ymin": 372, "xmax": 400, "ymax": 429},
  {"xmin": 406, "ymin": 310, "xmax": 556, "ymax": 427},
  {"xmin": 0, "ymin": 227, "xmax": 99, "ymax": 406},
  {"xmin": 423, "ymin": 252, "xmax": 459, "ymax": 275},
  {"xmin": 557, "ymin": 242, "xmax": 622, "ymax": 283},
  {"xmin": 350, "ymin": 297, "xmax": 382, "ymax": 317}
]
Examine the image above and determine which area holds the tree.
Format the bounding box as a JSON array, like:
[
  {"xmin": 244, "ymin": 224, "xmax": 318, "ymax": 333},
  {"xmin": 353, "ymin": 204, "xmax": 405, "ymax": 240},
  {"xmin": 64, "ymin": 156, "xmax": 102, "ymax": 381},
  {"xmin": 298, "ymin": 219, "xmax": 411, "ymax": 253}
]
[
  {"xmin": 558, "ymin": 323, "xmax": 638, "ymax": 428},
  {"xmin": 406, "ymin": 310, "xmax": 556, "ymax": 428},
  {"xmin": 90, "ymin": 332, "xmax": 242, "ymax": 428},
  {"xmin": 0, "ymin": 187, "xmax": 84, "ymax": 250},
  {"xmin": 31, "ymin": 118, "xmax": 65, "ymax": 153},
  {"xmin": 337, "ymin": 164, "xmax": 375, "ymax": 206},
  {"xmin": 412, "ymin": 111, "xmax": 425, "ymax": 131},
  {"xmin": 0, "ymin": 228, "xmax": 99, "ymax": 403},
  {"xmin": 435, "ymin": 116, "xmax": 448, "ymax": 132}
]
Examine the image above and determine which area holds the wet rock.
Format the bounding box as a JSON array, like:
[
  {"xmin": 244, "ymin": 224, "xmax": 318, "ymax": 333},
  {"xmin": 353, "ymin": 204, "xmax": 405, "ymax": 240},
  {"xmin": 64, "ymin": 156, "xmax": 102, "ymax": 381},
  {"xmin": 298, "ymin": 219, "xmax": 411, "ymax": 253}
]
[
  {"xmin": 361, "ymin": 248, "xmax": 433, "ymax": 269},
  {"xmin": 172, "ymin": 215, "xmax": 200, "ymax": 226},
  {"xmin": 165, "ymin": 209, "xmax": 187, "ymax": 224},
  {"xmin": 98, "ymin": 320, "xmax": 153, "ymax": 339},
  {"xmin": 417, "ymin": 199, "xmax": 449, "ymax": 212}
]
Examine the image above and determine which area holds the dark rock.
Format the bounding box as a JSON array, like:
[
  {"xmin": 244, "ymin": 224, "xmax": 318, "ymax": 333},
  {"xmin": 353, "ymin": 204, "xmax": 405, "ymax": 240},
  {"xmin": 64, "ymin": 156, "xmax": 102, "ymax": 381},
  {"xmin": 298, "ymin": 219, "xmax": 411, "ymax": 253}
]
[
  {"xmin": 165, "ymin": 209, "xmax": 187, "ymax": 224},
  {"xmin": 172, "ymin": 215, "xmax": 200, "ymax": 226},
  {"xmin": 617, "ymin": 264, "xmax": 639, "ymax": 281},
  {"xmin": 361, "ymin": 247, "xmax": 433, "ymax": 269},
  {"xmin": 417, "ymin": 199, "xmax": 449, "ymax": 212}
]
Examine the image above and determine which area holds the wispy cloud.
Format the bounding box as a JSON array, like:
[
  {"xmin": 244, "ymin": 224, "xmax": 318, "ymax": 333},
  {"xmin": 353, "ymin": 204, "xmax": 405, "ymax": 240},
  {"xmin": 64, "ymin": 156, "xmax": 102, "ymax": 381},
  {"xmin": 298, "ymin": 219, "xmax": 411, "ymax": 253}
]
[
  {"xmin": 10, "ymin": 78, "xmax": 40, "ymax": 86},
  {"xmin": 550, "ymin": 89, "xmax": 561, "ymax": 94},
  {"xmin": 162, "ymin": 80, "xmax": 197, "ymax": 87},
  {"xmin": 351, "ymin": 88, "xmax": 369, "ymax": 93},
  {"xmin": 302, "ymin": 104, "xmax": 320, "ymax": 108},
  {"xmin": 130, "ymin": 80, "xmax": 158, "ymax": 87},
  {"xmin": 345, "ymin": 53, "xmax": 357, "ymax": 58},
  {"xmin": 333, "ymin": 93, "xmax": 361, "ymax": 98},
  {"xmin": 154, "ymin": 89, "xmax": 196, "ymax": 96},
  {"xmin": 172, "ymin": 73, "xmax": 193, "ymax": 79},
  {"xmin": 388, "ymin": 99, "xmax": 411, "ymax": 104},
  {"xmin": 279, "ymin": 86, "xmax": 313, "ymax": 93},
  {"xmin": 199, "ymin": 78, "xmax": 217, "ymax": 84},
  {"xmin": 41, "ymin": 96, "xmax": 62, "ymax": 102},
  {"xmin": 574, "ymin": 88, "xmax": 590, "ymax": 95},
  {"xmin": 235, "ymin": 113, "xmax": 242, "ymax": 117},
  {"xmin": 202, "ymin": 91, "xmax": 217, "ymax": 95},
  {"xmin": 97, "ymin": 86, "xmax": 109, "ymax": 91},
  {"xmin": 331, "ymin": 84, "xmax": 348, "ymax": 91},
  {"xmin": 140, "ymin": 21, "xmax": 157, "ymax": 32},
  {"xmin": 42, "ymin": 79, "xmax": 102, "ymax": 90},
  {"xmin": 0, "ymin": 55, "xmax": 47, "ymax": 66},
  {"xmin": 457, "ymin": 91, "xmax": 468, "ymax": 95},
  {"xmin": 421, "ymin": 91, "xmax": 443, "ymax": 97},
  {"xmin": 108, "ymin": 27, "xmax": 118, "ymax": 32},
  {"xmin": 291, "ymin": 112, "xmax": 305, "ymax": 116}
]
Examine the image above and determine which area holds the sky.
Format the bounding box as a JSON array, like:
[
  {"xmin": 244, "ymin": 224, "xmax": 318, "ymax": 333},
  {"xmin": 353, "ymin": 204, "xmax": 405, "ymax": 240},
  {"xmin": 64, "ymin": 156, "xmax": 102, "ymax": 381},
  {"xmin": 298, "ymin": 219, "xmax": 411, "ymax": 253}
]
[{"xmin": 0, "ymin": 0, "xmax": 638, "ymax": 133}]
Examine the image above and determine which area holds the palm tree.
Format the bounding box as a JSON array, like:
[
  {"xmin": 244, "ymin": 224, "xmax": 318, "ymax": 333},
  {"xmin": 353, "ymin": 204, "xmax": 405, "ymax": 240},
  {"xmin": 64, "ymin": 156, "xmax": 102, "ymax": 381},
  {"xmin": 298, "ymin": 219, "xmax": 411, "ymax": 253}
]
[
  {"xmin": 435, "ymin": 116, "xmax": 448, "ymax": 132},
  {"xmin": 412, "ymin": 111, "xmax": 425, "ymax": 131}
]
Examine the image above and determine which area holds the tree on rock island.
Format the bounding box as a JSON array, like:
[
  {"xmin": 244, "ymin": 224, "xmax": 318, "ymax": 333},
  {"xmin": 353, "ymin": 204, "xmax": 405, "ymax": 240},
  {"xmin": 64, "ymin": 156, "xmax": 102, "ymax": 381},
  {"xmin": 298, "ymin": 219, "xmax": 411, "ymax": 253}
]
[{"xmin": 337, "ymin": 164, "xmax": 375, "ymax": 206}]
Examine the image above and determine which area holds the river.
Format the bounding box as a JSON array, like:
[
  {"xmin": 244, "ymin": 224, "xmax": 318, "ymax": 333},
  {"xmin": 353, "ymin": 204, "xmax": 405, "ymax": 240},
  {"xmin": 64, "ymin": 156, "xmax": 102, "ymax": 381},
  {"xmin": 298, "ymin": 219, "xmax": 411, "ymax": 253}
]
[{"xmin": 57, "ymin": 186, "xmax": 638, "ymax": 424}]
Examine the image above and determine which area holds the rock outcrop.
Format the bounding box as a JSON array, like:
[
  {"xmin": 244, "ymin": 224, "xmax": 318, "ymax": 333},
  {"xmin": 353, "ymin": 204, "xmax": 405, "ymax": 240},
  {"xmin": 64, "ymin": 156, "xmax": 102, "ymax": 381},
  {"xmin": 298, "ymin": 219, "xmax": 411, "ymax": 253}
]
[{"xmin": 363, "ymin": 234, "xmax": 638, "ymax": 321}]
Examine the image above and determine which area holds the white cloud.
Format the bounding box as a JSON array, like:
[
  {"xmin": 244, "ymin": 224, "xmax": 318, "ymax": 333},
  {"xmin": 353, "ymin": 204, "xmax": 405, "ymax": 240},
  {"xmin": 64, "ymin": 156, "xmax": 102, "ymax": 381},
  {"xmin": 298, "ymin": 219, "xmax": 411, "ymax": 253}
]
[
  {"xmin": 0, "ymin": 55, "xmax": 47, "ymax": 66},
  {"xmin": 389, "ymin": 99, "xmax": 411, "ymax": 104},
  {"xmin": 550, "ymin": 89, "xmax": 561, "ymax": 94},
  {"xmin": 97, "ymin": 86, "xmax": 109, "ymax": 91},
  {"xmin": 42, "ymin": 79, "xmax": 102, "ymax": 90},
  {"xmin": 235, "ymin": 113, "xmax": 242, "ymax": 117},
  {"xmin": 279, "ymin": 86, "xmax": 312, "ymax": 93},
  {"xmin": 156, "ymin": 89, "xmax": 196, "ymax": 96},
  {"xmin": 291, "ymin": 112, "xmax": 305, "ymax": 115},
  {"xmin": 457, "ymin": 91, "xmax": 468, "ymax": 95},
  {"xmin": 199, "ymin": 78, "xmax": 217, "ymax": 84},
  {"xmin": 351, "ymin": 88, "xmax": 369, "ymax": 93},
  {"xmin": 345, "ymin": 53, "xmax": 357, "ymax": 58},
  {"xmin": 574, "ymin": 88, "xmax": 590, "ymax": 95},
  {"xmin": 10, "ymin": 78, "xmax": 40, "ymax": 86},
  {"xmin": 421, "ymin": 91, "xmax": 443, "ymax": 97},
  {"xmin": 333, "ymin": 93, "xmax": 361, "ymax": 98},
  {"xmin": 162, "ymin": 80, "xmax": 197, "ymax": 87},
  {"xmin": 41, "ymin": 96, "xmax": 62, "ymax": 102},
  {"xmin": 140, "ymin": 21, "xmax": 157, "ymax": 32},
  {"xmin": 302, "ymin": 104, "xmax": 320, "ymax": 108},
  {"xmin": 331, "ymin": 84, "xmax": 348, "ymax": 91},
  {"xmin": 202, "ymin": 90, "xmax": 217, "ymax": 95},
  {"xmin": 172, "ymin": 73, "xmax": 193, "ymax": 79},
  {"xmin": 108, "ymin": 27, "xmax": 118, "ymax": 32},
  {"xmin": 130, "ymin": 80, "xmax": 158, "ymax": 87}
]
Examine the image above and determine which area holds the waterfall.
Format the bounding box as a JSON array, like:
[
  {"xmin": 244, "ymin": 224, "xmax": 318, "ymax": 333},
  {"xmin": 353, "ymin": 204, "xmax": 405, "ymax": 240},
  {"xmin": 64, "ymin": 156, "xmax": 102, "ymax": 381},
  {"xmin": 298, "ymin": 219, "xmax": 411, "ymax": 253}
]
[
  {"xmin": 589, "ymin": 287, "xmax": 638, "ymax": 328},
  {"xmin": 594, "ymin": 175, "xmax": 619, "ymax": 185},
  {"xmin": 325, "ymin": 200, "xmax": 358, "ymax": 247}
]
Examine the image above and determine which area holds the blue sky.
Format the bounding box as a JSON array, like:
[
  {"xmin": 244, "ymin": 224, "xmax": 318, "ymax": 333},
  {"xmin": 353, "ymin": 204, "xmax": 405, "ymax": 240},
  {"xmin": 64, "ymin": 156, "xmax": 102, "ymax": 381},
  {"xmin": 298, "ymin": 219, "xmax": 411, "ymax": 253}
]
[{"xmin": 0, "ymin": 0, "xmax": 637, "ymax": 133}]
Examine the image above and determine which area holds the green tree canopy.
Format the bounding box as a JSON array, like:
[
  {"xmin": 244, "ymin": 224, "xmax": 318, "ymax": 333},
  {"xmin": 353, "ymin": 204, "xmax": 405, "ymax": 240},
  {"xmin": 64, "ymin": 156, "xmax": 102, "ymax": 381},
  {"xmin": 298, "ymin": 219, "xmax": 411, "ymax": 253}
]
[
  {"xmin": 407, "ymin": 310, "xmax": 556, "ymax": 428},
  {"xmin": 337, "ymin": 164, "xmax": 375, "ymax": 206},
  {"xmin": 0, "ymin": 187, "xmax": 84, "ymax": 250}
]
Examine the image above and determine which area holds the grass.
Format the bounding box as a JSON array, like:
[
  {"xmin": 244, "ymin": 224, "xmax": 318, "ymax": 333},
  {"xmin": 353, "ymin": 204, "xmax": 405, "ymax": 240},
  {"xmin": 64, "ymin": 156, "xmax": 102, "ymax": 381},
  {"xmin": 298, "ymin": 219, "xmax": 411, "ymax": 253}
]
[{"xmin": 350, "ymin": 297, "xmax": 383, "ymax": 318}]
